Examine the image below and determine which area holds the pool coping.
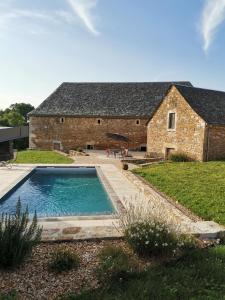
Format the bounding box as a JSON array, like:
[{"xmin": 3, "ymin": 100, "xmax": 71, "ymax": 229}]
[
  {"xmin": 0, "ymin": 164, "xmax": 128, "ymax": 241},
  {"xmin": 0, "ymin": 166, "xmax": 35, "ymax": 200},
  {"xmin": 96, "ymin": 166, "xmax": 125, "ymax": 215},
  {"xmin": 0, "ymin": 165, "xmax": 125, "ymax": 220}
]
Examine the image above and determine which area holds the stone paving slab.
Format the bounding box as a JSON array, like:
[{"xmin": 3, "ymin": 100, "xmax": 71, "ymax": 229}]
[
  {"xmin": 39, "ymin": 219, "xmax": 121, "ymax": 241},
  {"xmin": 0, "ymin": 165, "xmax": 34, "ymax": 199}
]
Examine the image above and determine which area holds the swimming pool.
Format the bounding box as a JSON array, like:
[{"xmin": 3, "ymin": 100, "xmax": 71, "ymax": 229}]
[{"xmin": 0, "ymin": 167, "xmax": 115, "ymax": 217}]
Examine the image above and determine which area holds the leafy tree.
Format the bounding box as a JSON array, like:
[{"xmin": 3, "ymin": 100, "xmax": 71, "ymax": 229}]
[
  {"xmin": 0, "ymin": 111, "xmax": 24, "ymax": 127},
  {"xmin": 0, "ymin": 103, "xmax": 34, "ymax": 127},
  {"xmin": 9, "ymin": 103, "xmax": 34, "ymax": 121},
  {"xmin": 0, "ymin": 102, "xmax": 35, "ymax": 150}
]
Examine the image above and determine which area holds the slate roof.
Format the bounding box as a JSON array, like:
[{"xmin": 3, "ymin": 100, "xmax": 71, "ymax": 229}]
[
  {"xmin": 29, "ymin": 82, "xmax": 192, "ymax": 118},
  {"xmin": 175, "ymin": 85, "xmax": 225, "ymax": 125}
]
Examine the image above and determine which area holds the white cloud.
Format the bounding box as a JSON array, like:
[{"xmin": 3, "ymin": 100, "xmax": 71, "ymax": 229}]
[
  {"xmin": 66, "ymin": 0, "xmax": 99, "ymax": 35},
  {"xmin": 0, "ymin": 8, "xmax": 75, "ymax": 34},
  {"xmin": 201, "ymin": 0, "xmax": 225, "ymax": 52},
  {"xmin": 0, "ymin": 1, "xmax": 100, "ymax": 36}
]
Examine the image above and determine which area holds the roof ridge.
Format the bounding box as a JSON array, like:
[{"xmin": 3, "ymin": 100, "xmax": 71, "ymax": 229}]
[
  {"xmin": 62, "ymin": 81, "xmax": 192, "ymax": 85},
  {"xmin": 175, "ymin": 84, "xmax": 225, "ymax": 94}
]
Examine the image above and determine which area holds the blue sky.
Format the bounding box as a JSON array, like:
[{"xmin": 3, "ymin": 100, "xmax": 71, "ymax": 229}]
[{"xmin": 1, "ymin": 0, "xmax": 225, "ymax": 109}]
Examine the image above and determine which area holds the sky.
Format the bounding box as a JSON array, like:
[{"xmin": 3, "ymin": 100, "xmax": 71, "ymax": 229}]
[{"xmin": 1, "ymin": 0, "xmax": 225, "ymax": 109}]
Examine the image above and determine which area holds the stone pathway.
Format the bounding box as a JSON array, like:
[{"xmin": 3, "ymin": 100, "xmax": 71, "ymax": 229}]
[{"xmin": 71, "ymin": 150, "xmax": 142, "ymax": 170}]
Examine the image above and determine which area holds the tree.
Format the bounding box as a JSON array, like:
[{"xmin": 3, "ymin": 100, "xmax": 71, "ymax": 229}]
[
  {"xmin": 0, "ymin": 102, "xmax": 34, "ymax": 127},
  {"xmin": 9, "ymin": 103, "xmax": 34, "ymax": 122},
  {"xmin": 0, "ymin": 102, "xmax": 34, "ymax": 150},
  {"xmin": 0, "ymin": 111, "xmax": 24, "ymax": 127}
]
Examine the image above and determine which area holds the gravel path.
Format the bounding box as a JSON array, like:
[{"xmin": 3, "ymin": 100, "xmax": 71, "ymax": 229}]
[{"xmin": 0, "ymin": 240, "xmax": 129, "ymax": 300}]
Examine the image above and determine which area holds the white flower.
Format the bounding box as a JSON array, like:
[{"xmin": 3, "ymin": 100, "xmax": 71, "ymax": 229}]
[{"xmin": 145, "ymin": 241, "xmax": 149, "ymax": 245}]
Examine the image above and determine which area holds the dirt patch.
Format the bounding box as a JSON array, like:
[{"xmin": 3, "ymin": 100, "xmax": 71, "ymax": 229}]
[{"xmin": 0, "ymin": 239, "xmax": 149, "ymax": 300}]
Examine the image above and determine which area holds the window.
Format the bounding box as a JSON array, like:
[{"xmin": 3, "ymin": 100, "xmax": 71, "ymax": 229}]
[
  {"xmin": 87, "ymin": 144, "xmax": 94, "ymax": 150},
  {"xmin": 97, "ymin": 119, "xmax": 101, "ymax": 125},
  {"xmin": 168, "ymin": 113, "xmax": 176, "ymax": 130},
  {"xmin": 59, "ymin": 117, "xmax": 65, "ymax": 124},
  {"xmin": 140, "ymin": 145, "xmax": 146, "ymax": 151},
  {"xmin": 136, "ymin": 120, "xmax": 140, "ymax": 125}
]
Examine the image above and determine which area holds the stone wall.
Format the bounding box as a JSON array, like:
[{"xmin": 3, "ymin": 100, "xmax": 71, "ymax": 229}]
[
  {"xmin": 147, "ymin": 86, "xmax": 206, "ymax": 161},
  {"xmin": 29, "ymin": 116, "xmax": 147, "ymax": 151},
  {"xmin": 206, "ymin": 125, "xmax": 225, "ymax": 160}
]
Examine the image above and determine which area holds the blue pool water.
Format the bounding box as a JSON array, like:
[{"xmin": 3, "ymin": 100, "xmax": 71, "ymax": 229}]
[{"xmin": 0, "ymin": 167, "xmax": 115, "ymax": 217}]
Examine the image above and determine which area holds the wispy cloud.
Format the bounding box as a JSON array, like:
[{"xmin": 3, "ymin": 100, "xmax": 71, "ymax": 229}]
[
  {"xmin": 0, "ymin": 8, "xmax": 75, "ymax": 34},
  {"xmin": 66, "ymin": 0, "xmax": 99, "ymax": 35},
  {"xmin": 201, "ymin": 0, "xmax": 225, "ymax": 52},
  {"xmin": 0, "ymin": 1, "xmax": 100, "ymax": 36}
]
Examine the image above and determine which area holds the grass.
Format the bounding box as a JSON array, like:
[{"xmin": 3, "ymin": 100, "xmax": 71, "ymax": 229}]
[
  {"xmin": 14, "ymin": 150, "xmax": 73, "ymax": 164},
  {"xmin": 134, "ymin": 162, "xmax": 225, "ymax": 225},
  {"xmin": 62, "ymin": 245, "xmax": 225, "ymax": 300}
]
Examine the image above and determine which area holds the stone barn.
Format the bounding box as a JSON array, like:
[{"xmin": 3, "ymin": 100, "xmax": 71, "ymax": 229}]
[
  {"xmin": 147, "ymin": 84, "xmax": 225, "ymax": 161},
  {"xmin": 28, "ymin": 82, "xmax": 191, "ymax": 152}
]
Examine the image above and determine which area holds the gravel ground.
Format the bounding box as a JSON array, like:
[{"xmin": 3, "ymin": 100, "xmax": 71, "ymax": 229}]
[{"xmin": 0, "ymin": 239, "xmax": 146, "ymax": 300}]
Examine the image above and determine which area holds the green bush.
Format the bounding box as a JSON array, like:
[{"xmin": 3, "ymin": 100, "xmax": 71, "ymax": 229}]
[
  {"xmin": 125, "ymin": 220, "xmax": 181, "ymax": 257},
  {"xmin": 0, "ymin": 290, "xmax": 18, "ymax": 300},
  {"xmin": 14, "ymin": 137, "xmax": 29, "ymax": 151},
  {"xmin": 119, "ymin": 203, "xmax": 196, "ymax": 258},
  {"xmin": 49, "ymin": 247, "xmax": 80, "ymax": 273},
  {"xmin": 0, "ymin": 199, "xmax": 42, "ymax": 269},
  {"xmin": 169, "ymin": 153, "xmax": 190, "ymax": 162},
  {"xmin": 96, "ymin": 246, "xmax": 138, "ymax": 283}
]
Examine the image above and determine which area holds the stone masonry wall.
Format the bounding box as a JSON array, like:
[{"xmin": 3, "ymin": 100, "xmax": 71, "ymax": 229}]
[
  {"xmin": 147, "ymin": 86, "xmax": 206, "ymax": 161},
  {"xmin": 207, "ymin": 126, "xmax": 225, "ymax": 160},
  {"xmin": 29, "ymin": 116, "xmax": 148, "ymax": 151}
]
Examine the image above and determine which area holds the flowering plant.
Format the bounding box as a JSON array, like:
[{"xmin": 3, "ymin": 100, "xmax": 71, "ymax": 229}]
[
  {"xmin": 118, "ymin": 200, "xmax": 195, "ymax": 257},
  {"xmin": 124, "ymin": 220, "xmax": 178, "ymax": 257}
]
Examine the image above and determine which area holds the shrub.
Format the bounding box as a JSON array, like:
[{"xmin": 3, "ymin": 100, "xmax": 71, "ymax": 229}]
[
  {"xmin": 96, "ymin": 246, "xmax": 138, "ymax": 283},
  {"xmin": 119, "ymin": 202, "xmax": 196, "ymax": 258},
  {"xmin": 0, "ymin": 199, "xmax": 42, "ymax": 269},
  {"xmin": 124, "ymin": 220, "xmax": 179, "ymax": 257},
  {"xmin": 0, "ymin": 290, "xmax": 18, "ymax": 300},
  {"xmin": 49, "ymin": 246, "xmax": 80, "ymax": 273},
  {"xmin": 169, "ymin": 153, "xmax": 190, "ymax": 162}
]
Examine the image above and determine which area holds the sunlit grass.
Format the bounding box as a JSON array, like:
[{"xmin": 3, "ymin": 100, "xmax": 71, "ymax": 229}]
[
  {"xmin": 14, "ymin": 150, "xmax": 73, "ymax": 164},
  {"xmin": 134, "ymin": 162, "xmax": 225, "ymax": 225}
]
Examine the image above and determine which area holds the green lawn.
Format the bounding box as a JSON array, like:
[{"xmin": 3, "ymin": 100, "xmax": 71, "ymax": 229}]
[
  {"xmin": 63, "ymin": 245, "xmax": 225, "ymax": 300},
  {"xmin": 134, "ymin": 162, "xmax": 225, "ymax": 225},
  {"xmin": 14, "ymin": 150, "xmax": 73, "ymax": 164}
]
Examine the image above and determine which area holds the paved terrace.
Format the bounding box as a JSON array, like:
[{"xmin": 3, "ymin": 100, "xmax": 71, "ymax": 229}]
[{"xmin": 0, "ymin": 152, "xmax": 224, "ymax": 241}]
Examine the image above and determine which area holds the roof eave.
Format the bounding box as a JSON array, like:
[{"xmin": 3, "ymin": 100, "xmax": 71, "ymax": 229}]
[{"xmin": 29, "ymin": 113, "xmax": 150, "ymax": 119}]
